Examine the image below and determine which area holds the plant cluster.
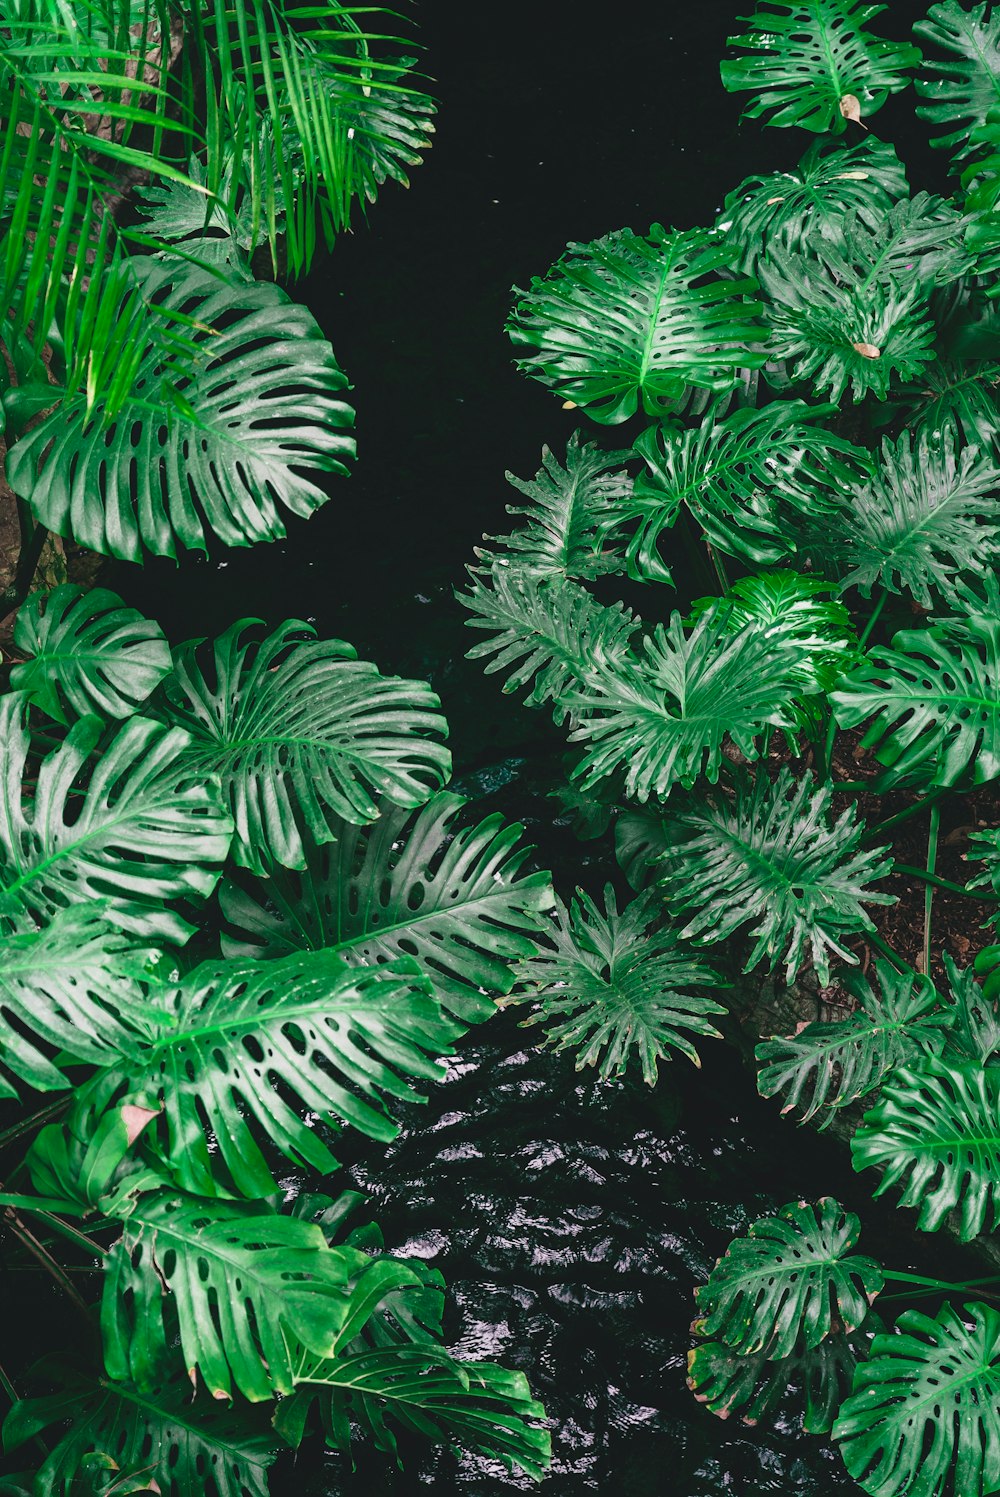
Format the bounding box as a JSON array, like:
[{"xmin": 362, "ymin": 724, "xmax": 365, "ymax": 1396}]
[
  {"xmin": 0, "ymin": 0, "xmax": 555, "ymax": 1491},
  {"xmin": 460, "ymin": 3, "xmax": 1000, "ymax": 1494}
]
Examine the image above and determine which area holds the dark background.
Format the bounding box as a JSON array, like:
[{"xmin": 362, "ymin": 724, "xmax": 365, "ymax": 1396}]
[{"xmin": 110, "ymin": 5, "xmax": 962, "ymax": 1492}]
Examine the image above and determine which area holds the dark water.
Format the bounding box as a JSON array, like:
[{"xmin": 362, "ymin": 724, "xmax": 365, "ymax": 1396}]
[{"xmin": 109, "ymin": 1, "xmax": 955, "ymax": 1490}]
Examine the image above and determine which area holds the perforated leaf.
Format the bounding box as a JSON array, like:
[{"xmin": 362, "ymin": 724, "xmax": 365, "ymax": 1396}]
[
  {"xmin": 508, "ymin": 224, "xmax": 765, "ymax": 424},
  {"xmin": 915, "ymin": 1, "xmax": 1000, "ymax": 166},
  {"xmin": 219, "ymin": 792, "xmax": 553, "ymax": 1024},
  {"xmin": 158, "ymin": 619, "xmax": 450, "ymax": 874},
  {"xmin": 688, "ymin": 1326, "xmax": 870, "ymax": 1435},
  {"xmin": 513, "ymin": 885, "xmax": 724, "ymax": 1085},
  {"xmin": 11, "ymin": 586, "xmax": 171, "ymax": 724},
  {"xmin": 696, "ymin": 1198, "xmax": 883, "ymax": 1361},
  {"xmin": 875, "ymin": 356, "xmax": 1000, "ymax": 452}
]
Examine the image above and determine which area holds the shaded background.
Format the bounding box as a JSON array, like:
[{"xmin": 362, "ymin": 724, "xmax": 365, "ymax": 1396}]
[{"xmin": 111, "ymin": 3, "xmax": 959, "ymax": 1490}]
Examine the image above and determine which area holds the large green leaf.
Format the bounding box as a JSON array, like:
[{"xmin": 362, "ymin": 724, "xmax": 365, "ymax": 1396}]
[
  {"xmin": 834, "ymin": 1301, "xmax": 1000, "ymax": 1497},
  {"xmin": 0, "ymin": 906, "xmax": 154, "ymax": 1099},
  {"xmin": 811, "ymin": 431, "xmax": 1000, "ymax": 605},
  {"xmin": 507, "ymin": 225, "xmax": 765, "ymax": 424},
  {"xmin": 695, "ymin": 1198, "xmax": 883, "ymax": 1360},
  {"xmin": 157, "ymin": 619, "xmax": 450, "ymax": 874},
  {"xmin": 220, "ymin": 792, "xmax": 553, "ymax": 1024},
  {"xmin": 3, "ymin": 1365, "xmax": 275, "ymax": 1497},
  {"xmin": 717, "ymin": 139, "xmax": 909, "ymax": 267},
  {"xmin": 816, "ymin": 193, "xmax": 975, "ymax": 293},
  {"xmin": 631, "ymin": 400, "xmax": 873, "ymax": 569},
  {"xmin": 278, "ymin": 1348, "xmax": 551, "ymax": 1479},
  {"xmin": 566, "ymin": 612, "xmax": 813, "ymax": 803},
  {"xmin": 875, "ymin": 355, "xmax": 1000, "ymax": 452},
  {"xmin": 513, "ymin": 885, "xmax": 725, "ymax": 1085},
  {"xmin": 7, "ymin": 256, "xmax": 356, "ymax": 563},
  {"xmin": 831, "ymin": 609, "xmax": 1000, "ymax": 788},
  {"xmin": 915, "ymin": 1, "xmax": 1000, "ymax": 167},
  {"xmin": 102, "ymin": 1188, "xmax": 419, "ymax": 1402},
  {"xmin": 11, "ymin": 586, "xmax": 171, "ymax": 724},
  {"xmin": 478, "ymin": 432, "xmax": 636, "ymax": 581},
  {"xmin": 852, "ymin": 1056, "xmax": 1000, "ymax": 1240},
  {"xmin": 757, "ymin": 250, "xmax": 936, "ymax": 402},
  {"xmin": 658, "ymin": 769, "xmax": 893, "ymax": 985},
  {"xmin": 688, "ymin": 1326, "xmax": 870, "ymax": 1435},
  {"xmin": 720, "ymin": 0, "xmax": 920, "ymax": 133},
  {"xmin": 756, "ymin": 959, "xmax": 949, "ymax": 1127},
  {"xmin": 116, "ymin": 951, "xmax": 459, "ymax": 1198},
  {"xmin": 0, "ymin": 694, "xmax": 232, "ymax": 943},
  {"xmin": 462, "ymin": 567, "xmax": 639, "ymax": 718}
]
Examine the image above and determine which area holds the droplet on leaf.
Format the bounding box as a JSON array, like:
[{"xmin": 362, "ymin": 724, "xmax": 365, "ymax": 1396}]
[
  {"xmin": 852, "ymin": 342, "xmax": 881, "ymax": 360},
  {"xmin": 840, "ymin": 94, "xmax": 865, "ymax": 127}
]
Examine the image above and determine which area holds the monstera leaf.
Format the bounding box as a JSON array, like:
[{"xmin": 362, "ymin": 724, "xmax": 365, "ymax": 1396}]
[
  {"xmin": 816, "ymin": 193, "xmax": 974, "ymax": 293},
  {"xmin": 834, "ymin": 1301, "xmax": 1000, "ymax": 1497},
  {"xmin": 220, "ymin": 793, "xmax": 553, "ymax": 1024},
  {"xmin": 513, "ymin": 885, "xmax": 725, "ymax": 1085},
  {"xmin": 631, "ymin": 400, "xmax": 873, "ymax": 569},
  {"xmin": 915, "ymin": 1, "xmax": 1000, "ymax": 167},
  {"xmin": 102, "ymin": 1189, "xmax": 419, "ymax": 1402},
  {"xmin": 3, "ymin": 1364, "xmax": 276, "ymax": 1497},
  {"xmin": 0, "ymin": 907, "xmax": 155, "ymax": 1099},
  {"xmin": 277, "ymin": 1348, "xmax": 550, "ymax": 1478},
  {"xmin": 757, "ymin": 251, "xmax": 936, "ymax": 402},
  {"xmin": 832, "ymin": 611, "xmax": 1000, "ymax": 788},
  {"xmin": 507, "ymin": 225, "xmax": 765, "ymax": 423},
  {"xmin": 11, "ymin": 586, "xmax": 171, "ymax": 724},
  {"xmin": 688, "ymin": 1324, "xmax": 873, "ymax": 1435},
  {"xmin": 462, "ymin": 567, "xmax": 639, "ymax": 717},
  {"xmin": 852, "ymin": 1057, "xmax": 1000, "ymax": 1240},
  {"xmin": 158, "ymin": 619, "xmax": 450, "ymax": 874},
  {"xmin": 812, "ymin": 431, "xmax": 1000, "ymax": 605},
  {"xmin": 565, "ymin": 611, "xmax": 813, "ymax": 802},
  {"xmin": 478, "ymin": 432, "xmax": 636, "ymax": 580},
  {"xmin": 7, "ymin": 256, "xmax": 355, "ymax": 562},
  {"xmin": 717, "ymin": 139, "xmax": 909, "ymax": 266},
  {"xmin": 659, "ymin": 769, "xmax": 893, "ymax": 985},
  {"xmin": 0, "ymin": 694, "xmax": 232, "ymax": 943},
  {"xmin": 875, "ymin": 355, "xmax": 1000, "ymax": 451},
  {"xmin": 695, "ymin": 1199, "xmax": 883, "ymax": 1361},
  {"xmin": 720, "ymin": 0, "xmax": 920, "ymax": 133},
  {"xmin": 114, "ymin": 951, "xmax": 459, "ymax": 1198},
  {"xmin": 756, "ymin": 959, "xmax": 949, "ymax": 1127}
]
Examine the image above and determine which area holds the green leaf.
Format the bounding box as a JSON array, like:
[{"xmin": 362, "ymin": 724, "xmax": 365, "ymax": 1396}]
[
  {"xmin": 508, "ymin": 224, "xmax": 765, "ymax": 424},
  {"xmin": 0, "ymin": 906, "xmax": 154, "ymax": 1099},
  {"xmin": 158, "ymin": 619, "xmax": 450, "ymax": 874},
  {"xmin": 717, "ymin": 138, "xmax": 909, "ymax": 267},
  {"xmin": 220, "ymin": 792, "xmax": 553, "ymax": 1024},
  {"xmin": 688, "ymin": 1324, "xmax": 872, "ymax": 1435},
  {"xmin": 659, "ymin": 769, "xmax": 894, "ymax": 985},
  {"xmin": 11, "ymin": 586, "xmax": 171, "ymax": 724},
  {"xmin": 478, "ymin": 432, "xmax": 636, "ymax": 581},
  {"xmin": 915, "ymin": 1, "xmax": 1000, "ymax": 167},
  {"xmin": 102, "ymin": 1189, "xmax": 419, "ymax": 1401},
  {"xmin": 816, "ymin": 192, "xmax": 975, "ymax": 292},
  {"xmin": 831, "ymin": 608, "xmax": 1000, "ymax": 788},
  {"xmin": 567, "ymin": 622, "xmax": 823, "ymax": 804},
  {"xmin": 3, "ymin": 1364, "xmax": 276, "ymax": 1497},
  {"xmin": 513, "ymin": 885, "xmax": 725, "ymax": 1085},
  {"xmin": 874, "ymin": 355, "xmax": 1000, "ymax": 451},
  {"xmin": 720, "ymin": 0, "xmax": 920, "ymax": 133},
  {"xmin": 852, "ymin": 1056, "xmax": 1000, "ymax": 1240},
  {"xmin": 117, "ymin": 951, "xmax": 459, "ymax": 1198},
  {"xmin": 7, "ymin": 256, "xmax": 355, "ymax": 562},
  {"xmin": 758, "ymin": 250, "xmax": 936, "ymax": 402},
  {"xmin": 810, "ymin": 431, "xmax": 1000, "ymax": 606},
  {"xmin": 939, "ymin": 956, "xmax": 1000, "ymax": 1065},
  {"xmin": 756, "ymin": 958, "xmax": 949, "ymax": 1127},
  {"xmin": 461, "ymin": 567, "xmax": 639, "ymax": 718},
  {"xmin": 834, "ymin": 1300, "xmax": 1000, "ymax": 1497},
  {"xmin": 615, "ymin": 806, "xmax": 672, "ymax": 891},
  {"xmin": 279, "ymin": 1347, "xmax": 551, "ymax": 1479},
  {"xmin": 0, "ymin": 694, "xmax": 232, "ymax": 943},
  {"xmin": 695, "ymin": 1198, "xmax": 883, "ymax": 1360},
  {"xmin": 632, "ymin": 400, "xmax": 873, "ymax": 569}
]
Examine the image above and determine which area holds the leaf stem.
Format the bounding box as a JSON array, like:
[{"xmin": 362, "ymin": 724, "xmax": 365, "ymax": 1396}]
[
  {"xmin": 0, "ymin": 1098, "xmax": 69, "ymax": 1152},
  {"xmin": 864, "ymin": 930, "xmax": 915, "ymax": 974},
  {"xmin": 866, "ymin": 785, "xmax": 952, "ymax": 839},
  {"xmin": 892, "ymin": 864, "xmax": 997, "ymax": 900},
  {"xmin": 0, "ymin": 499, "xmax": 49, "ymax": 622},
  {"xmin": 823, "ymin": 591, "xmax": 887, "ymax": 780},
  {"xmin": 1, "ymin": 1206, "xmax": 92, "ymax": 1320},
  {"xmin": 922, "ymin": 803, "xmax": 940, "ymax": 977}
]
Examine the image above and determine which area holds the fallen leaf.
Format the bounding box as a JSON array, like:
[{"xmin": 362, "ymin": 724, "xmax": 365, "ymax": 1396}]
[
  {"xmin": 840, "ymin": 94, "xmax": 866, "ymax": 128},
  {"xmin": 766, "ymin": 195, "xmax": 786, "ymax": 205},
  {"xmin": 561, "ymin": 399, "xmax": 578, "ymax": 409},
  {"xmin": 121, "ymin": 1103, "xmax": 160, "ymax": 1146},
  {"xmin": 832, "ymin": 170, "xmax": 870, "ymax": 180},
  {"xmin": 852, "ymin": 342, "xmax": 881, "ymax": 359}
]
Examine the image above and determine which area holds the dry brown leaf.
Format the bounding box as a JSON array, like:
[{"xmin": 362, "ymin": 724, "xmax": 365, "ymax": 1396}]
[
  {"xmin": 832, "ymin": 171, "xmax": 870, "ymax": 180},
  {"xmin": 852, "ymin": 342, "xmax": 881, "ymax": 360},
  {"xmin": 561, "ymin": 399, "xmax": 578, "ymax": 409},
  {"xmin": 840, "ymin": 94, "xmax": 865, "ymax": 127},
  {"xmin": 121, "ymin": 1102, "xmax": 160, "ymax": 1146},
  {"xmin": 766, "ymin": 195, "xmax": 786, "ymax": 205}
]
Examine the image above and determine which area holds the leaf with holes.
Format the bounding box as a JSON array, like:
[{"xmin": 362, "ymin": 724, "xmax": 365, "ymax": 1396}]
[{"xmin": 915, "ymin": 1, "xmax": 1000, "ymax": 167}]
